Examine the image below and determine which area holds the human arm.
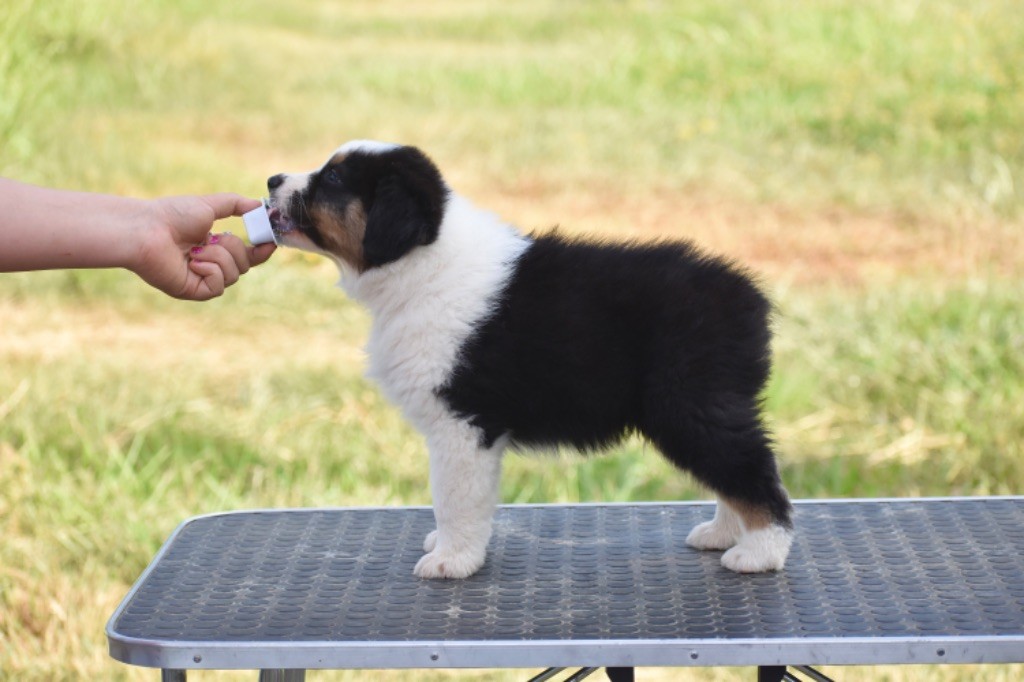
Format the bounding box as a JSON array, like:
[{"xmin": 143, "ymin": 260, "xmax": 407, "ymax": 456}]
[{"xmin": 0, "ymin": 178, "xmax": 276, "ymax": 300}]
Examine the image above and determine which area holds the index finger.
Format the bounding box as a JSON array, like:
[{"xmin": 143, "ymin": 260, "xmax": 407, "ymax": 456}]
[{"xmin": 201, "ymin": 193, "xmax": 263, "ymax": 221}]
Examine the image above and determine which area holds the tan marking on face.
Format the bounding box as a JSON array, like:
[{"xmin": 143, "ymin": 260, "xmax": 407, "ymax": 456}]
[
  {"xmin": 723, "ymin": 497, "xmax": 772, "ymax": 532},
  {"xmin": 310, "ymin": 200, "xmax": 367, "ymax": 271},
  {"xmin": 327, "ymin": 152, "xmax": 347, "ymax": 167}
]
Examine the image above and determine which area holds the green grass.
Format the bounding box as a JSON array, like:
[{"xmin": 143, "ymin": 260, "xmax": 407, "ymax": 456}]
[
  {"xmin": 768, "ymin": 280, "xmax": 1024, "ymax": 497},
  {"xmin": 2, "ymin": 0, "xmax": 1021, "ymax": 217},
  {"xmin": 1, "ymin": 0, "xmax": 1023, "ymax": 680},
  {"xmin": 1, "ymin": 273, "xmax": 1022, "ymax": 681}
]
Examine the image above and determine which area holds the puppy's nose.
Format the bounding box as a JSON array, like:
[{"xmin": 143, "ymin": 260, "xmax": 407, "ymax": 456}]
[{"xmin": 267, "ymin": 174, "xmax": 285, "ymax": 191}]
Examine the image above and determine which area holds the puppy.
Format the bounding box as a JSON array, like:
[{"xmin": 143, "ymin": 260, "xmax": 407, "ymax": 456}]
[{"xmin": 267, "ymin": 141, "xmax": 793, "ymax": 579}]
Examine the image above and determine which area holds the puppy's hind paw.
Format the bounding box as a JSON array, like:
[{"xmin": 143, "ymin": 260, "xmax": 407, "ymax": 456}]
[
  {"xmin": 686, "ymin": 519, "xmax": 739, "ymax": 551},
  {"xmin": 423, "ymin": 530, "xmax": 438, "ymax": 553},
  {"xmin": 413, "ymin": 546, "xmax": 486, "ymax": 580}
]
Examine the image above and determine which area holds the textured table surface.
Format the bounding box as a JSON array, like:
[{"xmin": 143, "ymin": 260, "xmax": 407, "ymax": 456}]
[{"xmin": 107, "ymin": 498, "xmax": 1024, "ymax": 670}]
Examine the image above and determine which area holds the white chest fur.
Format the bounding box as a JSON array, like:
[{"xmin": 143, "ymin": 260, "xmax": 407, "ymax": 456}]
[{"xmin": 339, "ymin": 194, "xmax": 530, "ymax": 432}]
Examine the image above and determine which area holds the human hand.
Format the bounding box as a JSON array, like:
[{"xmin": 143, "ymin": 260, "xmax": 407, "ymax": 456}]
[{"xmin": 131, "ymin": 193, "xmax": 277, "ymax": 300}]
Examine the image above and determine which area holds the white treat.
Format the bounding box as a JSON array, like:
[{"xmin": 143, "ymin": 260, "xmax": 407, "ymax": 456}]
[{"xmin": 242, "ymin": 200, "xmax": 277, "ymax": 245}]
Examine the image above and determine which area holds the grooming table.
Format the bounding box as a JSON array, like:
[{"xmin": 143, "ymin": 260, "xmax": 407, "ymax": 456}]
[{"xmin": 107, "ymin": 498, "xmax": 1024, "ymax": 680}]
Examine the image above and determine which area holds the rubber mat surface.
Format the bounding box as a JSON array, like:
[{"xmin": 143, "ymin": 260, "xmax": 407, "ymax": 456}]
[{"xmin": 108, "ymin": 499, "xmax": 1024, "ymax": 669}]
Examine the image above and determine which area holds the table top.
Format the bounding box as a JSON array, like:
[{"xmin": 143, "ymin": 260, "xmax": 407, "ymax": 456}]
[{"xmin": 107, "ymin": 498, "xmax": 1024, "ymax": 670}]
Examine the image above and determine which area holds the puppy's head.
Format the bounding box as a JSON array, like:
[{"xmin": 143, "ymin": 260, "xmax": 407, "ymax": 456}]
[{"xmin": 266, "ymin": 141, "xmax": 448, "ymax": 272}]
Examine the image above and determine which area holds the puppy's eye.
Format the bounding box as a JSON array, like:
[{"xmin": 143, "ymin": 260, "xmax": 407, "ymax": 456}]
[{"xmin": 322, "ymin": 168, "xmax": 341, "ymax": 186}]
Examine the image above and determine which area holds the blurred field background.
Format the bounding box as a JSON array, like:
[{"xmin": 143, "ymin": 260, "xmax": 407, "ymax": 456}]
[{"xmin": 1, "ymin": 0, "xmax": 1022, "ymax": 680}]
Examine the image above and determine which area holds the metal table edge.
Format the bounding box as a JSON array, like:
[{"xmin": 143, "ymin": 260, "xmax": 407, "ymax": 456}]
[{"xmin": 107, "ymin": 632, "xmax": 1024, "ymax": 670}]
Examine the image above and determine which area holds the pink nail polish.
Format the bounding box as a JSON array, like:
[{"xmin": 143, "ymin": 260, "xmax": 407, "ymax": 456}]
[
  {"xmin": 209, "ymin": 234, "xmax": 220, "ymax": 244},
  {"xmin": 191, "ymin": 246, "xmax": 203, "ymax": 256}
]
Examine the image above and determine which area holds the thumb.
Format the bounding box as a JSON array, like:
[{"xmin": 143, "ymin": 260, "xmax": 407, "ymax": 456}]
[
  {"xmin": 201, "ymin": 193, "xmax": 263, "ymax": 221},
  {"xmin": 248, "ymin": 242, "xmax": 277, "ymax": 267}
]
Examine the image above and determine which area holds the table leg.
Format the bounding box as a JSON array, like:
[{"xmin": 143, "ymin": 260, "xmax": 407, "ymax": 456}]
[
  {"xmin": 161, "ymin": 671, "xmax": 186, "ymax": 682},
  {"xmin": 758, "ymin": 666, "xmax": 786, "ymax": 682}
]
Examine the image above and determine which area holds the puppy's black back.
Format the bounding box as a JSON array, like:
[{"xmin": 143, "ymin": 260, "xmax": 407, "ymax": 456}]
[{"xmin": 438, "ymin": 234, "xmax": 772, "ymax": 450}]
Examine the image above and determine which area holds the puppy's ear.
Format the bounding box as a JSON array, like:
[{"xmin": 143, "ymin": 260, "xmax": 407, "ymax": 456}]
[
  {"xmin": 362, "ymin": 148, "xmax": 447, "ymax": 268},
  {"xmin": 363, "ymin": 176, "xmax": 431, "ymax": 268}
]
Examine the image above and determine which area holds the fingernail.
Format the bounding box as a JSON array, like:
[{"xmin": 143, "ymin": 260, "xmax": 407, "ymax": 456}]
[
  {"xmin": 191, "ymin": 246, "xmax": 203, "ymax": 256},
  {"xmin": 208, "ymin": 234, "xmax": 220, "ymax": 244}
]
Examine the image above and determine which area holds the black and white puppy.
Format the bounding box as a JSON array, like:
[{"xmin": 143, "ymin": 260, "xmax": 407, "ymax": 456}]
[{"xmin": 267, "ymin": 141, "xmax": 793, "ymax": 579}]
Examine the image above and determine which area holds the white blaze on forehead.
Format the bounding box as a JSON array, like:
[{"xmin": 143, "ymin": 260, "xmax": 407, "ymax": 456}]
[{"xmin": 332, "ymin": 140, "xmax": 401, "ymax": 160}]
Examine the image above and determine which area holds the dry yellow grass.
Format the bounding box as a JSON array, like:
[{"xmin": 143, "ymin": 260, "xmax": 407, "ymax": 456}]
[{"xmin": 460, "ymin": 180, "xmax": 1024, "ymax": 286}]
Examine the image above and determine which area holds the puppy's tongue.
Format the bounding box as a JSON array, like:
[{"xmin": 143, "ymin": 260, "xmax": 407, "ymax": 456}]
[{"xmin": 266, "ymin": 205, "xmax": 296, "ymax": 238}]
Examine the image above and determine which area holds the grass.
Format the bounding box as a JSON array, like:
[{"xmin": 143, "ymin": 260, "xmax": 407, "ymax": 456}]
[
  {"xmin": 1, "ymin": 0, "xmax": 1023, "ymax": 680},
  {"xmin": 3, "ymin": 0, "xmax": 1021, "ymax": 219}
]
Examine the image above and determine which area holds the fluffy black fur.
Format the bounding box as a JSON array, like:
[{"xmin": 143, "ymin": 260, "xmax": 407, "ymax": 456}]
[
  {"xmin": 438, "ymin": 234, "xmax": 792, "ymax": 528},
  {"xmin": 353, "ymin": 148, "xmax": 448, "ymax": 267}
]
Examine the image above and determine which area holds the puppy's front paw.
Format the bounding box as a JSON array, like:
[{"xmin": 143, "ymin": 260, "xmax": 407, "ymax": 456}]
[
  {"xmin": 720, "ymin": 526, "xmax": 792, "ymax": 573},
  {"xmin": 413, "ymin": 546, "xmax": 486, "ymax": 579}
]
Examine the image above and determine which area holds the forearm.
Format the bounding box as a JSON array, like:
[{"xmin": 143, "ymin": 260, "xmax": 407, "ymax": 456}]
[
  {"xmin": 0, "ymin": 178, "xmax": 149, "ymax": 272},
  {"xmin": 0, "ymin": 178, "xmax": 274, "ymax": 300}
]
